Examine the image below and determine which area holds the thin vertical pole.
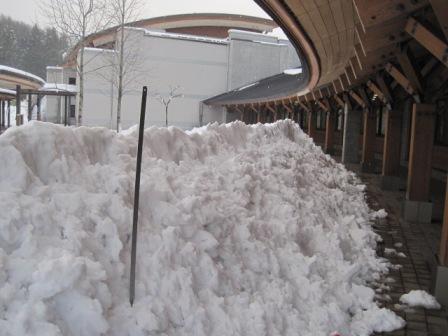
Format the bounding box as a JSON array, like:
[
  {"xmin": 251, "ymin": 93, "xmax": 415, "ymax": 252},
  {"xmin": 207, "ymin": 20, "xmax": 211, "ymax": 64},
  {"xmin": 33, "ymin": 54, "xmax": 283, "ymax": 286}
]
[
  {"xmin": 130, "ymin": 86, "xmax": 148, "ymax": 306},
  {"xmin": 7, "ymin": 100, "xmax": 10, "ymax": 127},
  {"xmin": 16, "ymin": 85, "xmax": 21, "ymax": 125}
]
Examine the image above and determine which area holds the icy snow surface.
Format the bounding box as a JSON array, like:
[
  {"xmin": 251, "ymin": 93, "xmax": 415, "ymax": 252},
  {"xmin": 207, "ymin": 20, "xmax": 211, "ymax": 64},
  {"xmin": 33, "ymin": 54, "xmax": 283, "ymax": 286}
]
[
  {"xmin": 399, "ymin": 290, "xmax": 441, "ymax": 310},
  {"xmin": 0, "ymin": 120, "xmax": 404, "ymax": 336}
]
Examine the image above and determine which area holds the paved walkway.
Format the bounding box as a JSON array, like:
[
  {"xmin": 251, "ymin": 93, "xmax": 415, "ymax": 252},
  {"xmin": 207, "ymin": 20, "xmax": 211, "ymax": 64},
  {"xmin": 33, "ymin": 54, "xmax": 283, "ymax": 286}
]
[{"xmin": 356, "ymin": 171, "xmax": 448, "ymax": 336}]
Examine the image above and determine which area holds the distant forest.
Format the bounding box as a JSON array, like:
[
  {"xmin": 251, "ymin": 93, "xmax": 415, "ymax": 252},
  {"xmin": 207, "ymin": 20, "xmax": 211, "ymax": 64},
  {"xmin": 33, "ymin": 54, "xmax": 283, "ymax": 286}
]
[{"xmin": 0, "ymin": 15, "xmax": 68, "ymax": 79}]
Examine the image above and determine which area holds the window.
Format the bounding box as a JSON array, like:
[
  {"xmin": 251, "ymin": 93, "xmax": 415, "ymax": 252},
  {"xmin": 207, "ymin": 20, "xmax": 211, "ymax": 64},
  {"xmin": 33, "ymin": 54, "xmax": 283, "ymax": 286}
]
[
  {"xmin": 68, "ymin": 77, "xmax": 76, "ymax": 85},
  {"xmin": 336, "ymin": 109, "xmax": 343, "ymax": 131},
  {"xmin": 70, "ymin": 105, "xmax": 76, "ymax": 118},
  {"xmin": 376, "ymin": 106, "xmax": 386, "ymax": 136},
  {"xmin": 316, "ymin": 110, "xmax": 326, "ymax": 130}
]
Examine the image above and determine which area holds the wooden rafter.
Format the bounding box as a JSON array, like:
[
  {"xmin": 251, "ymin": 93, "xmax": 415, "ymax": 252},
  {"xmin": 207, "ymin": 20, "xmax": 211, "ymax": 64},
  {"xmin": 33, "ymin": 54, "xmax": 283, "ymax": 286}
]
[
  {"xmin": 396, "ymin": 46, "xmax": 423, "ymax": 93},
  {"xmin": 405, "ymin": 17, "xmax": 448, "ymax": 68},
  {"xmin": 343, "ymin": 92, "xmax": 352, "ymax": 111},
  {"xmin": 429, "ymin": 0, "xmax": 448, "ymax": 42},
  {"xmin": 340, "ymin": 73, "xmax": 350, "ymax": 91},
  {"xmin": 349, "ymin": 90, "xmax": 366, "ymax": 109},
  {"xmin": 376, "ymin": 73, "xmax": 393, "ymax": 102},
  {"xmin": 333, "ymin": 94, "xmax": 345, "ymax": 109},
  {"xmin": 367, "ymin": 80, "xmax": 388, "ymax": 104},
  {"xmin": 297, "ymin": 100, "xmax": 310, "ymax": 113},
  {"xmin": 385, "ymin": 62, "xmax": 419, "ymax": 96},
  {"xmin": 316, "ymin": 99, "xmax": 328, "ymax": 112}
]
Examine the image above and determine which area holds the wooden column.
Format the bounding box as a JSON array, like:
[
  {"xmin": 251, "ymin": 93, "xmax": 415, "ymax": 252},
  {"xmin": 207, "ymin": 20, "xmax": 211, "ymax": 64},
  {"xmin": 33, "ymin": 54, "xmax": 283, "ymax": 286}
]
[
  {"xmin": 324, "ymin": 110, "xmax": 335, "ymax": 154},
  {"xmin": 307, "ymin": 106, "xmax": 316, "ymax": 139},
  {"xmin": 28, "ymin": 93, "xmax": 32, "ymax": 121},
  {"xmin": 406, "ymin": 103, "xmax": 436, "ymax": 202},
  {"xmin": 361, "ymin": 108, "xmax": 377, "ymax": 172},
  {"xmin": 7, "ymin": 100, "xmax": 11, "ymax": 127},
  {"xmin": 15, "ymin": 85, "xmax": 21, "ymax": 125},
  {"xmin": 37, "ymin": 95, "xmax": 41, "ymax": 121},
  {"xmin": 0, "ymin": 100, "xmax": 4, "ymax": 128},
  {"xmin": 440, "ymin": 181, "xmax": 448, "ymax": 266},
  {"xmin": 382, "ymin": 108, "xmax": 402, "ymax": 176}
]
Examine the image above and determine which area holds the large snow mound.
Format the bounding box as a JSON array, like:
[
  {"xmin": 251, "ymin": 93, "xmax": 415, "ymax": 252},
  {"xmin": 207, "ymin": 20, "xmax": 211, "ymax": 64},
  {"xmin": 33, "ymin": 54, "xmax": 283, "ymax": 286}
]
[{"xmin": 0, "ymin": 120, "xmax": 403, "ymax": 336}]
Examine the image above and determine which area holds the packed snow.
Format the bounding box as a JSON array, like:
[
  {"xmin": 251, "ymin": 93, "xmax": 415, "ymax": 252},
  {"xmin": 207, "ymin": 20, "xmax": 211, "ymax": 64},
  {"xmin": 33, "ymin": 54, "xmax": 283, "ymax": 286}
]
[
  {"xmin": 399, "ymin": 290, "xmax": 441, "ymax": 309},
  {"xmin": 0, "ymin": 120, "xmax": 404, "ymax": 335}
]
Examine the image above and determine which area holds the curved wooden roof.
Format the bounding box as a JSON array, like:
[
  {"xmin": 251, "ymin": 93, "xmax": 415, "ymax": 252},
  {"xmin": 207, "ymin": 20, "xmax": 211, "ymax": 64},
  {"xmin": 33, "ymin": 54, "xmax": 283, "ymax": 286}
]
[
  {"xmin": 0, "ymin": 65, "xmax": 45, "ymax": 91},
  {"xmin": 253, "ymin": 0, "xmax": 440, "ymax": 103}
]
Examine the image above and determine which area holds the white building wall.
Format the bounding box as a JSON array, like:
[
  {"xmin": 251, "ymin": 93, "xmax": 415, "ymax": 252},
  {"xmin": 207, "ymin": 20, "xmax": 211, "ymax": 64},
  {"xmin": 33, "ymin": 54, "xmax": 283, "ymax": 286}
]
[
  {"xmin": 48, "ymin": 27, "xmax": 300, "ymax": 130},
  {"xmin": 227, "ymin": 30, "xmax": 301, "ymax": 90}
]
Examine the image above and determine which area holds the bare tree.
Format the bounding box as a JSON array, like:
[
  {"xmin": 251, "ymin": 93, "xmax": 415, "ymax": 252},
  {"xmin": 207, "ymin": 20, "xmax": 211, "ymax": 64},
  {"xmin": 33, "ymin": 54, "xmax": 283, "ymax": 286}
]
[
  {"xmin": 156, "ymin": 86, "xmax": 183, "ymax": 127},
  {"xmin": 43, "ymin": 0, "xmax": 110, "ymax": 126},
  {"xmin": 105, "ymin": 0, "xmax": 146, "ymax": 131}
]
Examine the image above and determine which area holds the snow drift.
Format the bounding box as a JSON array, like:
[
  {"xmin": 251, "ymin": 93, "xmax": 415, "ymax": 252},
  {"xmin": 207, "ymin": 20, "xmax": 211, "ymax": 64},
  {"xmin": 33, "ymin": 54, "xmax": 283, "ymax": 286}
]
[{"xmin": 0, "ymin": 120, "xmax": 403, "ymax": 335}]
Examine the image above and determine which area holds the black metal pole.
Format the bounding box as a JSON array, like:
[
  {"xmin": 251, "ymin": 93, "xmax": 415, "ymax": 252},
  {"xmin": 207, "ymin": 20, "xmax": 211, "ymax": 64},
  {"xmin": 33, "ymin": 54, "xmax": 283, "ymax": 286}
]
[{"xmin": 130, "ymin": 86, "xmax": 148, "ymax": 306}]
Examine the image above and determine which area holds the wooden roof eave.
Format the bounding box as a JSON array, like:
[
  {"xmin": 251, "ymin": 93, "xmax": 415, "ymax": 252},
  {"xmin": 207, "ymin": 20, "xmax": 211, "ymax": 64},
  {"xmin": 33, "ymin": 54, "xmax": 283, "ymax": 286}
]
[{"xmin": 254, "ymin": 0, "xmax": 320, "ymax": 95}]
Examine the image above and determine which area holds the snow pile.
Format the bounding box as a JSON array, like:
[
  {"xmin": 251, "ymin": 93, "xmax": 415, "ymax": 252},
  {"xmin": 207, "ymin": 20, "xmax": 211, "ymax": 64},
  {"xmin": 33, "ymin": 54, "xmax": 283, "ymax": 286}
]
[
  {"xmin": 400, "ymin": 290, "xmax": 441, "ymax": 309},
  {"xmin": 0, "ymin": 120, "xmax": 404, "ymax": 336}
]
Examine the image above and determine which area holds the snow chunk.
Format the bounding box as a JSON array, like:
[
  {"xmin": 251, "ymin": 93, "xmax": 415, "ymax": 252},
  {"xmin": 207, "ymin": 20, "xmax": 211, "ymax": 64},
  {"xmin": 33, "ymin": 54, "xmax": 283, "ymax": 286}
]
[{"xmin": 400, "ymin": 290, "xmax": 441, "ymax": 309}]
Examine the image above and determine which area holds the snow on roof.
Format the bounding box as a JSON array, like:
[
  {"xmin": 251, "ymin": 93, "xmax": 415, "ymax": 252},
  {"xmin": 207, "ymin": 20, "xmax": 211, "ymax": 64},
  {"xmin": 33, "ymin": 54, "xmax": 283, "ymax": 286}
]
[
  {"xmin": 0, "ymin": 88, "xmax": 16, "ymax": 95},
  {"xmin": 283, "ymin": 68, "xmax": 303, "ymax": 75},
  {"xmin": 46, "ymin": 66, "xmax": 64, "ymax": 70},
  {"xmin": 0, "ymin": 65, "xmax": 45, "ymax": 85},
  {"xmin": 42, "ymin": 83, "xmax": 77, "ymax": 93},
  {"xmin": 141, "ymin": 28, "xmax": 229, "ymax": 45}
]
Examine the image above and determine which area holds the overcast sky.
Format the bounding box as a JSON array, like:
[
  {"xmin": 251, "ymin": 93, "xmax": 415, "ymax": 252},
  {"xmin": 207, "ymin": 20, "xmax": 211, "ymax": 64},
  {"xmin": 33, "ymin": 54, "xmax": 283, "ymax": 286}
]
[{"xmin": 2, "ymin": 0, "xmax": 270, "ymax": 26}]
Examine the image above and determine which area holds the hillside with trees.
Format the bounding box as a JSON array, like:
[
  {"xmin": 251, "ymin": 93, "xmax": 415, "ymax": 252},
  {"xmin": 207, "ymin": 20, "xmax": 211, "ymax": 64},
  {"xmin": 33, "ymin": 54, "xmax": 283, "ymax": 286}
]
[{"xmin": 0, "ymin": 15, "xmax": 68, "ymax": 79}]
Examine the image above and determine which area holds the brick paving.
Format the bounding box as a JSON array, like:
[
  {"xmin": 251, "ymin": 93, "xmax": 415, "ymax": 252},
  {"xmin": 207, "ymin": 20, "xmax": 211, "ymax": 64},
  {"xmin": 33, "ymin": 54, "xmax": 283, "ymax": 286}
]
[{"xmin": 355, "ymin": 171, "xmax": 448, "ymax": 336}]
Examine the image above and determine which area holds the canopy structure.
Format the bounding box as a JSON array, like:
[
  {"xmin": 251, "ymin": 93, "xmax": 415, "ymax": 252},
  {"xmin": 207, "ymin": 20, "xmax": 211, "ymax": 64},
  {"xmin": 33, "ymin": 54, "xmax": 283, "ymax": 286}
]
[{"xmin": 0, "ymin": 65, "xmax": 45, "ymax": 91}]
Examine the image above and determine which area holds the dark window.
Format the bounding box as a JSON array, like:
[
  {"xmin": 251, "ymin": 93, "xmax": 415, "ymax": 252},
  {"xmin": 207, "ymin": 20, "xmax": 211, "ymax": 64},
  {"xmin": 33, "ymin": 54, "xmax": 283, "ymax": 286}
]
[
  {"xmin": 68, "ymin": 77, "xmax": 76, "ymax": 85},
  {"xmin": 316, "ymin": 110, "xmax": 326, "ymax": 130},
  {"xmin": 70, "ymin": 105, "xmax": 76, "ymax": 118},
  {"xmin": 376, "ymin": 106, "xmax": 386, "ymax": 136},
  {"xmin": 435, "ymin": 99, "xmax": 448, "ymax": 146},
  {"xmin": 336, "ymin": 109, "xmax": 343, "ymax": 131}
]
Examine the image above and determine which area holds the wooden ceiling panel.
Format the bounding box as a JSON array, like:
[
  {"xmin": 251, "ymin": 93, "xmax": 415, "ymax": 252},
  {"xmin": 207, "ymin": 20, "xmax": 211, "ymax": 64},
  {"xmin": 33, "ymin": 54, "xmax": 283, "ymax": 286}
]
[{"xmin": 353, "ymin": 0, "xmax": 428, "ymax": 31}]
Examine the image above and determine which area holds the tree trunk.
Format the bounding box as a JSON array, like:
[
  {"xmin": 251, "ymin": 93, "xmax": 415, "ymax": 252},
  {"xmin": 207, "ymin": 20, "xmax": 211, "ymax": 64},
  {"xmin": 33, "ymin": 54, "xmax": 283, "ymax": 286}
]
[
  {"xmin": 77, "ymin": 43, "xmax": 85, "ymax": 126},
  {"xmin": 116, "ymin": 8, "xmax": 125, "ymax": 132},
  {"xmin": 165, "ymin": 105, "xmax": 168, "ymax": 127}
]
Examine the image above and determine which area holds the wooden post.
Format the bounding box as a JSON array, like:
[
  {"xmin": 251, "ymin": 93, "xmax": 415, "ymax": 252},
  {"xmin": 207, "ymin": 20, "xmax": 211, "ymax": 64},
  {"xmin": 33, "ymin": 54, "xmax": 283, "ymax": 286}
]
[
  {"xmin": 382, "ymin": 108, "xmax": 402, "ymax": 176},
  {"xmin": 440, "ymin": 181, "xmax": 448, "ymax": 266},
  {"xmin": 0, "ymin": 100, "xmax": 4, "ymax": 128},
  {"xmin": 361, "ymin": 107, "xmax": 376, "ymax": 172},
  {"xmin": 16, "ymin": 85, "xmax": 21, "ymax": 125},
  {"xmin": 324, "ymin": 110, "xmax": 335, "ymax": 154},
  {"xmin": 64, "ymin": 96, "xmax": 68, "ymax": 126},
  {"xmin": 307, "ymin": 105, "xmax": 316, "ymax": 139},
  {"xmin": 37, "ymin": 95, "xmax": 41, "ymax": 121},
  {"xmin": 406, "ymin": 103, "xmax": 436, "ymax": 202},
  {"xmin": 7, "ymin": 100, "xmax": 10, "ymax": 127},
  {"xmin": 28, "ymin": 93, "xmax": 32, "ymax": 121}
]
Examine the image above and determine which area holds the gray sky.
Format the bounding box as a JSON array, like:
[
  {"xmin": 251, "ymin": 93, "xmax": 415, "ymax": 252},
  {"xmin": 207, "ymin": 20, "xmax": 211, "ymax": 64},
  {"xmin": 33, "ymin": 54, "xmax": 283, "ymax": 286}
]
[{"xmin": 2, "ymin": 0, "xmax": 270, "ymax": 26}]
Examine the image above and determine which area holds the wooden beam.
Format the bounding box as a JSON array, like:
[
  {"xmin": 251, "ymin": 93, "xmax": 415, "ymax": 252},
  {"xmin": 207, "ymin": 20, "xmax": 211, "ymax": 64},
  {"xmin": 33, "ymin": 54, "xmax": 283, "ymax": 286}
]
[
  {"xmin": 317, "ymin": 99, "xmax": 328, "ymax": 112},
  {"xmin": 333, "ymin": 94, "xmax": 345, "ymax": 109},
  {"xmin": 345, "ymin": 66, "xmax": 356, "ymax": 85},
  {"xmin": 396, "ymin": 46, "xmax": 423, "ymax": 93},
  {"xmin": 357, "ymin": 87, "xmax": 371, "ymax": 107},
  {"xmin": 340, "ymin": 73, "xmax": 350, "ymax": 91},
  {"xmin": 298, "ymin": 100, "xmax": 310, "ymax": 113},
  {"xmin": 349, "ymin": 90, "xmax": 366, "ymax": 109},
  {"xmin": 382, "ymin": 108, "xmax": 402, "ymax": 177},
  {"xmin": 376, "ymin": 73, "xmax": 393, "ymax": 102},
  {"xmin": 429, "ymin": 0, "xmax": 448, "ymax": 42},
  {"xmin": 385, "ymin": 63, "xmax": 418, "ymax": 96},
  {"xmin": 405, "ymin": 17, "xmax": 448, "ymax": 68},
  {"xmin": 367, "ymin": 80, "xmax": 388, "ymax": 104}
]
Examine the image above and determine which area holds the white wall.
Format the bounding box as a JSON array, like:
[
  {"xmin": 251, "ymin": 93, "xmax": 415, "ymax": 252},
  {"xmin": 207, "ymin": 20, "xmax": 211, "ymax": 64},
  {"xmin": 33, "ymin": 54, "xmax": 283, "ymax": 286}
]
[
  {"xmin": 227, "ymin": 30, "xmax": 301, "ymax": 90},
  {"xmin": 48, "ymin": 27, "xmax": 301, "ymax": 130}
]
